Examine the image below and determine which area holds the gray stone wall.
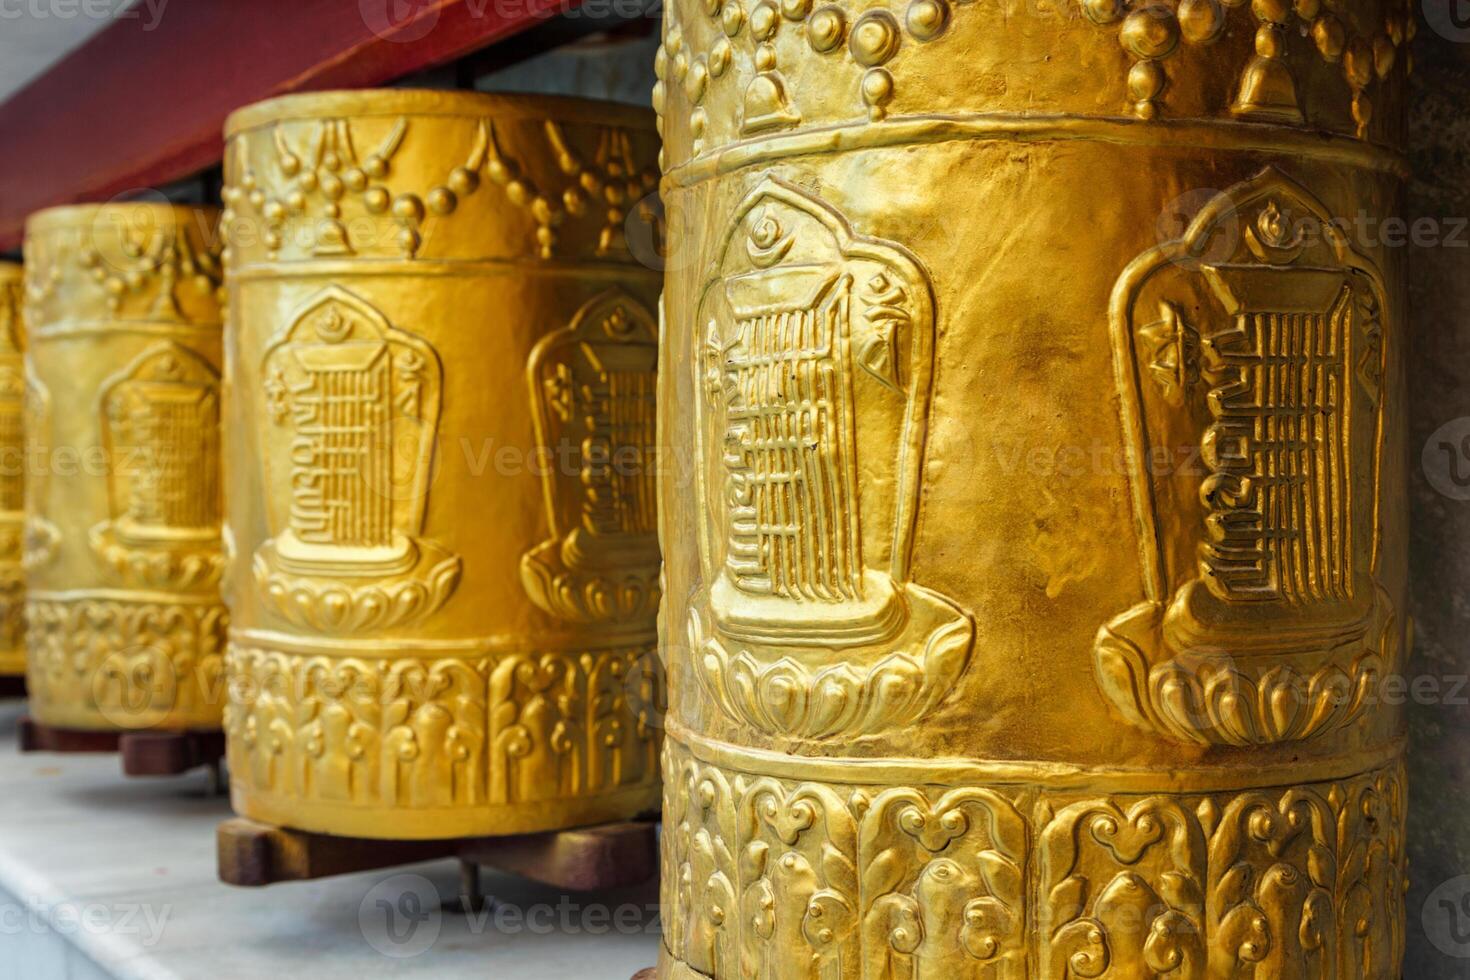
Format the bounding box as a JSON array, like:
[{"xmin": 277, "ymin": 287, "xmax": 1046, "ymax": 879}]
[
  {"xmin": 475, "ymin": 29, "xmax": 658, "ymax": 106},
  {"xmin": 1406, "ymin": 18, "xmax": 1470, "ymax": 979}
]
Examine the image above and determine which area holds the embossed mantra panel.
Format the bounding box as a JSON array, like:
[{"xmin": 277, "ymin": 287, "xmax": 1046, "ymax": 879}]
[
  {"xmin": 22, "ymin": 205, "xmax": 228, "ymax": 732},
  {"xmin": 654, "ymin": 0, "xmax": 1411, "ymax": 976},
  {"xmin": 0, "ymin": 263, "xmax": 25, "ymax": 681},
  {"xmin": 221, "ymin": 91, "xmax": 665, "ymax": 839}
]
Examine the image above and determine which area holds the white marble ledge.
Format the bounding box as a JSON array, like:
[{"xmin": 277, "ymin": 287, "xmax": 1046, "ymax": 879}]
[{"xmin": 0, "ymin": 701, "xmax": 660, "ymax": 980}]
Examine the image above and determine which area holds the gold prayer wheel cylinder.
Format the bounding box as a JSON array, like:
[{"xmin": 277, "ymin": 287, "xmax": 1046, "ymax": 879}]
[
  {"xmin": 654, "ymin": 0, "xmax": 1411, "ymax": 976},
  {"xmin": 22, "ymin": 204, "xmax": 227, "ymax": 732},
  {"xmin": 221, "ymin": 91, "xmax": 664, "ymax": 840},
  {"xmin": 0, "ymin": 262, "xmax": 24, "ymax": 681}
]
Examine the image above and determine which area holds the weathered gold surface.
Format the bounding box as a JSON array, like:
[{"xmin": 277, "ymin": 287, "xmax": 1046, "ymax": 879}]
[
  {"xmin": 0, "ymin": 262, "xmax": 24, "ymax": 678},
  {"xmin": 22, "ymin": 204, "xmax": 227, "ymax": 731},
  {"xmin": 654, "ymin": 0, "xmax": 1411, "ymax": 975},
  {"xmin": 220, "ymin": 90, "xmax": 664, "ymax": 840}
]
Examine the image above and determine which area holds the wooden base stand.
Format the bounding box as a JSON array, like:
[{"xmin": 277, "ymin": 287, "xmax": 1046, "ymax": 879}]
[
  {"xmin": 217, "ymin": 817, "xmax": 659, "ymax": 894},
  {"xmin": 17, "ymin": 716, "xmax": 120, "ymax": 753},
  {"xmin": 0, "ymin": 675, "xmax": 26, "ymax": 699},
  {"xmin": 631, "ymin": 970, "xmax": 657, "ymax": 980},
  {"xmin": 18, "ymin": 717, "xmax": 224, "ymax": 785},
  {"xmin": 119, "ymin": 730, "xmax": 225, "ymax": 778}
]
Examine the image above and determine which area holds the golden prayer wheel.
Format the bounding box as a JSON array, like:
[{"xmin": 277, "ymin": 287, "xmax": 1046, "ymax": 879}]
[
  {"xmin": 653, "ymin": 0, "xmax": 1411, "ymax": 975},
  {"xmin": 0, "ymin": 262, "xmax": 24, "ymax": 682},
  {"xmin": 22, "ymin": 204, "xmax": 227, "ymax": 733},
  {"xmin": 220, "ymin": 91, "xmax": 664, "ymax": 840}
]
